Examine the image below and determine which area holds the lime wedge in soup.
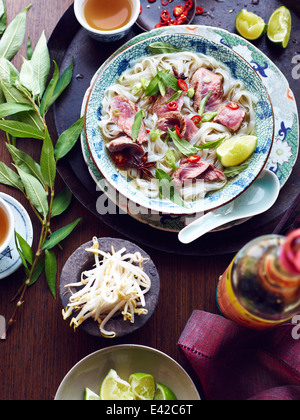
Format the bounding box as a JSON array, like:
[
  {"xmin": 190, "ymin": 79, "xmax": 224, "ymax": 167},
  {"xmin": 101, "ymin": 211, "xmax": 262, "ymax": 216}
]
[
  {"xmin": 100, "ymin": 369, "xmax": 136, "ymax": 400},
  {"xmin": 128, "ymin": 372, "xmax": 156, "ymax": 400},
  {"xmin": 235, "ymin": 9, "xmax": 267, "ymax": 40},
  {"xmin": 154, "ymin": 382, "xmax": 177, "ymax": 400},
  {"xmin": 267, "ymin": 6, "xmax": 291, "ymax": 48},
  {"xmin": 217, "ymin": 135, "xmax": 258, "ymax": 168}
]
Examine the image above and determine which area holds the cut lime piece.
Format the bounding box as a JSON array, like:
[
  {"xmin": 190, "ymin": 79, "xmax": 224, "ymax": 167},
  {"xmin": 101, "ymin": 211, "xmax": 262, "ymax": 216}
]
[
  {"xmin": 100, "ymin": 369, "xmax": 136, "ymax": 400},
  {"xmin": 154, "ymin": 383, "xmax": 177, "ymax": 400},
  {"xmin": 128, "ymin": 372, "xmax": 156, "ymax": 400},
  {"xmin": 235, "ymin": 9, "xmax": 267, "ymax": 40},
  {"xmin": 83, "ymin": 387, "xmax": 101, "ymax": 400},
  {"xmin": 267, "ymin": 6, "xmax": 291, "ymax": 48},
  {"xmin": 217, "ymin": 135, "xmax": 258, "ymax": 168}
]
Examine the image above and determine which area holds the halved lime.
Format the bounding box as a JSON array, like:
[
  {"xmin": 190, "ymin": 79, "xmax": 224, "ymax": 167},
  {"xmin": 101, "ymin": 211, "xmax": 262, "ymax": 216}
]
[
  {"xmin": 84, "ymin": 387, "xmax": 101, "ymax": 400},
  {"xmin": 267, "ymin": 6, "xmax": 291, "ymax": 48},
  {"xmin": 128, "ymin": 372, "xmax": 156, "ymax": 400},
  {"xmin": 100, "ymin": 369, "xmax": 136, "ymax": 400},
  {"xmin": 217, "ymin": 135, "xmax": 258, "ymax": 167},
  {"xmin": 235, "ymin": 9, "xmax": 267, "ymax": 40},
  {"xmin": 154, "ymin": 383, "xmax": 177, "ymax": 400}
]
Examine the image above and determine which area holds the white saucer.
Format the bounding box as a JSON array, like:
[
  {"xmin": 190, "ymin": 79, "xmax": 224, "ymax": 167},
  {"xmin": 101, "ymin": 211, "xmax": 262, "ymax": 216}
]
[{"xmin": 0, "ymin": 193, "xmax": 33, "ymax": 280}]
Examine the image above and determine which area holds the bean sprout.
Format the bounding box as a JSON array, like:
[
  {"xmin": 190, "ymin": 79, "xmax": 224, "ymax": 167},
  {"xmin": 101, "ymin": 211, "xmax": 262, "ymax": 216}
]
[{"xmin": 62, "ymin": 237, "xmax": 151, "ymax": 338}]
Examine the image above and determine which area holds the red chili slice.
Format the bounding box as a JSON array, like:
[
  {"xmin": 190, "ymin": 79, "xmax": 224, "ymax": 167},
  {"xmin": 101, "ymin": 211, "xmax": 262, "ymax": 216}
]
[
  {"xmin": 174, "ymin": 124, "xmax": 182, "ymax": 138},
  {"xmin": 191, "ymin": 115, "xmax": 201, "ymax": 124},
  {"xmin": 161, "ymin": 0, "xmax": 169, "ymax": 6},
  {"xmin": 184, "ymin": 0, "xmax": 193, "ymax": 12},
  {"xmin": 113, "ymin": 152, "xmax": 127, "ymax": 167},
  {"xmin": 173, "ymin": 5, "xmax": 184, "ymax": 17},
  {"xmin": 176, "ymin": 15, "xmax": 187, "ymax": 25},
  {"xmin": 177, "ymin": 78, "xmax": 188, "ymax": 91},
  {"xmin": 161, "ymin": 10, "xmax": 171, "ymax": 22},
  {"xmin": 187, "ymin": 155, "xmax": 201, "ymax": 163},
  {"xmin": 196, "ymin": 6, "xmax": 204, "ymax": 15},
  {"xmin": 167, "ymin": 101, "xmax": 178, "ymax": 111},
  {"xmin": 227, "ymin": 102, "xmax": 240, "ymax": 110}
]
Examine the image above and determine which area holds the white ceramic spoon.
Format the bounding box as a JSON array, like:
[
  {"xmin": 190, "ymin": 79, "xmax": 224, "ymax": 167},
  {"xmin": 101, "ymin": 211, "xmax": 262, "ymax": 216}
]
[{"xmin": 178, "ymin": 170, "xmax": 280, "ymax": 244}]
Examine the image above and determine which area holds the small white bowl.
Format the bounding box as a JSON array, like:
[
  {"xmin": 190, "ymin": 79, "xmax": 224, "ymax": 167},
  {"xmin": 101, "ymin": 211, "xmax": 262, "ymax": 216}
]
[
  {"xmin": 74, "ymin": 0, "xmax": 140, "ymax": 42},
  {"xmin": 0, "ymin": 196, "xmax": 14, "ymax": 254}
]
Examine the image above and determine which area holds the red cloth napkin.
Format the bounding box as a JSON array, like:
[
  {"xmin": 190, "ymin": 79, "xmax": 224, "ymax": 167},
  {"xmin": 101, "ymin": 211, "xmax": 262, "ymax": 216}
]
[{"xmin": 178, "ymin": 310, "xmax": 300, "ymax": 400}]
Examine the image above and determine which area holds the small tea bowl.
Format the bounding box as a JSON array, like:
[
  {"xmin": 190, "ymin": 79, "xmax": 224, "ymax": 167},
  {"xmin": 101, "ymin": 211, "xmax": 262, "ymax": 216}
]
[{"xmin": 0, "ymin": 196, "xmax": 14, "ymax": 254}]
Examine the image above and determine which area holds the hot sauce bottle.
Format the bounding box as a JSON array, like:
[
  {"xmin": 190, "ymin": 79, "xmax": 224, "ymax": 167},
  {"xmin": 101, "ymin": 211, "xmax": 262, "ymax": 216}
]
[{"xmin": 217, "ymin": 230, "xmax": 300, "ymax": 330}]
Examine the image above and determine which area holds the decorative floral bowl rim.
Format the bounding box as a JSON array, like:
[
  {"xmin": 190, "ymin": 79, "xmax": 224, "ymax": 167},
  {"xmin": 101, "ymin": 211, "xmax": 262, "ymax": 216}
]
[{"xmin": 84, "ymin": 31, "xmax": 275, "ymax": 216}]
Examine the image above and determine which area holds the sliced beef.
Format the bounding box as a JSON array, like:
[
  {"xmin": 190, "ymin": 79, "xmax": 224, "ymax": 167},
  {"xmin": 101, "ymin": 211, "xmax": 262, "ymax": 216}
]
[
  {"xmin": 157, "ymin": 111, "xmax": 198, "ymax": 142},
  {"xmin": 172, "ymin": 158, "xmax": 226, "ymax": 189},
  {"xmin": 214, "ymin": 103, "xmax": 246, "ymax": 132},
  {"xmin": 150, "ymin": 86, "xmax": 185, "ymax": 118},
  {"xmin": 110, "ymin": 95, "xmax": 148, "ymax": 145},
  {"xmin": 106, "ymin": 136, "xmax": 144, "ymax": 166},
  {"xmin": 190, "ymin": 68, "xmax": 223, "ymax": 113}
]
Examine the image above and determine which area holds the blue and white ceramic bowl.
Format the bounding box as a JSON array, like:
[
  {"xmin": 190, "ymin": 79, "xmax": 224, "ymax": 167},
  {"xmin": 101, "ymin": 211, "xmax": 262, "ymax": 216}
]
[{"xmin": 84, "ymin": 31, "xmax": 274, "ymax": 215}]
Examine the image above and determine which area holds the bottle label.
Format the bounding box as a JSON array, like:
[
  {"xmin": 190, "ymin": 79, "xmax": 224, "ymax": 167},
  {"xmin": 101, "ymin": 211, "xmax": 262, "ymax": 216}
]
[{"xmin": 217, "ymin": 259, "xmax": 291, "ymax": 330}]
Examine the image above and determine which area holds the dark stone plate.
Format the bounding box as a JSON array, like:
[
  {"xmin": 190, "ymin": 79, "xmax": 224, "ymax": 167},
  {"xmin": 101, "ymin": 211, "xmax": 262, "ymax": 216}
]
[{"xmin": 59, "ymin": 237, "xmax": 160, "ymax": 338}]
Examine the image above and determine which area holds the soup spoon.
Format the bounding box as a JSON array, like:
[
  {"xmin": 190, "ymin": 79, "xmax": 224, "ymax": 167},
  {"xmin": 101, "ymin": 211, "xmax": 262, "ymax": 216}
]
[{"xmin": 178, "ymin": 169, "xmax": 280, "ymax": 244}]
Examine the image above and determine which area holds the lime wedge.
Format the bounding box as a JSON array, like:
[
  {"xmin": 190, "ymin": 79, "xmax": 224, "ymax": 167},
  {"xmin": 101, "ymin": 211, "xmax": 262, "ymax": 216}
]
[
  {"xmin": 235, "ymin": 9, "xmax": 266, "ymax": 40},
  {"xmin": 154, "ymin": 383, "xmax": 177, "ymax": 400},
  {"xmin": 267, "ymin": 6, "xmax": 291, "ymax": 48},
  {"xmin": 100, "ymin": 369, "xmax": 136, "ymax": 400},
  {"xmin": 84, "ymin": 387, "xmax": 101, "ymax": 400},
  {"xmin": 217, "ymin": 135, "xmax": 258, "ymax": 167},
  {"xmin": 128, "ymin": 372, "xmax": 156, "ymax": 400}
]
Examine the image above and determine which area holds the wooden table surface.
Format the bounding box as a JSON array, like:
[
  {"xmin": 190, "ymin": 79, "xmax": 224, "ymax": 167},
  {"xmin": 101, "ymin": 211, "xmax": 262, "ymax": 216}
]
[{"xmin": 0, "ymin": 0, "xmax": 298, "ymax": 401}]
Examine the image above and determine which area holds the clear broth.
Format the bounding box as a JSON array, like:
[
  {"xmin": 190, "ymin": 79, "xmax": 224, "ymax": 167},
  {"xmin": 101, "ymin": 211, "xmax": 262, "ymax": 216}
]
[
  {"xmin": 84, "ymin": 0, "xmax": 133, "ymax": 31},
  {"xmin": 0, "ymin": 206, "xmax": 9, "ymax": 246}
]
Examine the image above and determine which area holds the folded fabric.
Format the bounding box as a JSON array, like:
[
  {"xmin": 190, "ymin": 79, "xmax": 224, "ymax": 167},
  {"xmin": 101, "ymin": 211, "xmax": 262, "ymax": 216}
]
[{"xmin": 178, "ymin": 310, "xmax": 300, "ymax": 400}]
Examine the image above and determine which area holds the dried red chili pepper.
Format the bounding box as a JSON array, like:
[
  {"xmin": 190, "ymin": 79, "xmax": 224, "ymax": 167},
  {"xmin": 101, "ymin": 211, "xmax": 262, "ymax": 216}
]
[
  {"xmin": 112, "ymin": 152, "xmax": 127, "ymax": 167},
  {"xmin": 174, "ymin": 124, "xmax": 182, "ymax": 138},
  {"xmin": 168, "ymin": 101, "xmax": 178, "ymax": 111},
  {"xmin": 161, "ymin": 9, "xmax": 171, "ymax": 22},
  {"xmin": 184, "ymin": 0, "xmax": 193, "ymax": 12},
  {"xmin": 177, "ymin": 78, "xmax": 188, "ymax": 91},
  {"xmin": 173, "ymin": 5, "xmax": 184, "ymax": 17},
  {"xmin": 187, "ymin": 155, "xmax": 201, "ymax": 163},
  {"xmin": 227, "ymin": 102, "xmax": 240, "ymax": 110},
  {"xmin": 176, "ymin": 15, "xmax": 187, "ymax": 25},
  {"xmin": 196, "ymin": 6, "xmax": 204, "ymax": 15},
  {"xmin": 191, "ymin": 115, "xmax": 201, "ymax": 124}
]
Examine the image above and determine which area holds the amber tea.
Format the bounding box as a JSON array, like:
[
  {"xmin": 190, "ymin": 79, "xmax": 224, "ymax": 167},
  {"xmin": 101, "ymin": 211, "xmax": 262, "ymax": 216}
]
[
  {"xmin": 0, "ymin": 205, "xmax": 9, "ymax": 247},
  {"xmin": 83, "ymin": 0, "xmax": 133, "ymax": 31}
]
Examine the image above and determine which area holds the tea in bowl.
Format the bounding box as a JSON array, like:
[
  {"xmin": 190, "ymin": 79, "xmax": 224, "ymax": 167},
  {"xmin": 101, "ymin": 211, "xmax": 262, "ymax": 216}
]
[
  {"xmin": 0, "ymin": 196, "xmax": 14, "ymax": 254},
  {"xmin": 74, "ymin": 0, "xmax": 140, "ymax": 42}
]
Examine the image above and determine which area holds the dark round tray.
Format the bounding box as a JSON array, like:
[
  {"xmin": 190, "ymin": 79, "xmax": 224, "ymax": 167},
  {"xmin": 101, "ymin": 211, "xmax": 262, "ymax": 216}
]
[{"xmin": 46, "ymin": 1, "xmax": 300, "ymax": 256}]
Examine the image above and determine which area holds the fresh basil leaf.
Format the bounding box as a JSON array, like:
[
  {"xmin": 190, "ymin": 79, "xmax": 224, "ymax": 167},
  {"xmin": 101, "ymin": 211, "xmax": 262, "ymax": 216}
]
[
  {"xmin": 0, "ymin": 79, "xmax": 30, "ymax": 104},
  {"xmin": 158, "ymin": 79, "xmax": 166, "ymax": 97},
  {"xmin": 40, "ymin": 129, "xmax": 56, "ymax": 188},
  {"xmin": 198, "ymin": 90, "xmax": 213, "ymax": 116},
  {"xmin": 54, "ymin": 116, "xmax": 84, "ymax": 161},
  {"xmin": 51, "ymin": 187, "xmax": 72, "ymax": 218},
  {"xmin": 42, "ymin": 218, "xmax": 83, "ymax": 250},
  {"xmin": 0, "ymin": 0, "xmax": 6, "ymax": 35},
  {"xmin": 15, "ymin": 231, "xmax": 33, "ymax": 265},
  {"xmin": 158, "ymin": 70, "xmax": 178, "ymax": 92},
  {"xmin": 168, "ymin": 128, "xmax": 198, "ymax": 157},
  {"xmin": 40, "ymin": 60, "xmax": 59, "ymax": 116},
  {"xmin": 0, "ymin": 119, "xmax": 44, "ymax": 139},
  {"xmin": 19, "ymin": 57, "xmax": 40, "ymax": 98},
  {"xmin": 0, "ymin": 56, "xmax": 19, "ymax": 82},
  {"xmin": 45, "ymin": 249, "xmax": 57, "ymax": 299},
  {"xmin": 155, "ymin": 169, "xmax": 187, "ymax": 208},
  {"xmin": 17, "ymin": 167, "xmax": 48, "ymax": 218},
  {"xmin": 132, "ymin": 110, "xmax": 144, "ymax": 143},
  {"xmin": 148, "ymin": 42, "xmax": 183, "ymax": 55},
  {"xmin": 201, "ymin": 112, "xmax": 218, "ymax": 123},
  {"xmin": 162, "ymin": 90, "xmax": 182, "ymax": 105},
  {"xmin": 46, "ymin": 58, "xmax": 74, "ymax": 109},
  {"xmin": 6, "ymin": 143, "xmax": 46, "ymax": 188},
  {"xmin": 0, "ymin": 161, "xmax": 24, "ymax": 191},
  {"xmin": 30, "ymin": 31, "xmax": 50, "ymax": 98},
  {"xmin": 144, "ymin": 73, "xmax": 160, "ymax": 97},
  {"xmin": 0, "ymin": 4, "xmax": 31, "ymax": 61},
  {"xmin": 196, "ymin": 137, "xmax": 225, "ymax": 150},
  {"xmin": 223, "ymin": 163, "xmax": 249, "ymax": 178},
  {"xmin": 0, "ymin": 102, "xmax": 34, "ymax": 118}
]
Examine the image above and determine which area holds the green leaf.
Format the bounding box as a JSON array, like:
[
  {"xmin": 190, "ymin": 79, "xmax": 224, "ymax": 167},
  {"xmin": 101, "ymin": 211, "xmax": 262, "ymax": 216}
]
[
  {"xmin": 144, "ymin": 73, "xmax": 160, "ymax": 97},
  {"xmin": 54, "ymin": 116, "xmax": 84, "ymax": 161},
  {"xmin": 46, "ymin": 58, "xmax": 74, "ymax": 110},
  {"xmin": 40, "ymin": 129, "xmax": 56, "ymax": 188},
  {"xmin": 132, "ymin": 110, "xmax": 144, "ymax": 143},
  {"xmin": 14, "ymin": 231, "xmax": 30, "ymax": 274},
  {"xmin": 198, "ymin": 90, "xmax": 213, "ymax": 116},
  {"xmin": 0, "ymin": 4, "xmax": 31, "ymax": 61},
  {"xmin": 201, "ymin": 112, "xmax": 218, "ymax": 123},
  {"xmin": 157, "ymin": 69, "xmax": 178, "ymax": 92},
  {"xmin": 40, "ymin": 60, "xmax": 59, "ymax": 117},
  {"xmin": 196, "ymin": 137, "xmax": 225, "ymax": 150},
  {"xmin": 51, "ymin": 187, "xmax": 72, "ymax": 218},
  {"xmin": 15, "ymin": 231, "xmax": 33, "ymax": 265},
  {"xmin": 164, "ymin": 149, "xmax": 177, "ymax": 170},
  {"xmin": 29, "ymin": 258, "xmax": 44, "ymax": 286},
  {"xmin": 30, "ymin": 31, "xmax": 50, "ymax": 98},
  {"xmin": 42, "ymin": 218, "xmax": 82, "ymax": 250},
  {"xmin": 26, "ymin": 36, "xmax": 33, "ymax": 60},
  {"xmin": 223, "ymin": 163, "xmax": 249, "ymax": 178},
  {"xmin": 19, "ymin": 57, "xmax": 40, "ymax": 98},
  {"xmin": 0, "ymin": 57, "xmax": 19, "ymax": 83},
  {"xmin": 162, "ymin": 90, "xmax": 182, "ymax": 105},
  {"xmin": 0, "ymin": 161, "xmax": 24, "ymax": 191},
  {"xmin": 167, "ymin": 128, "xmax": 198, "ymax": 157},
  {"xmin": 148, "ymin": 42, "xmax": 183, "ymax": 55},
  {"xmin": 0, "ymin": 79, "xmax": 30, "ymax": 104},
  {"xmin": 0, "ymin": 120, "xmax": 44, "ymax": 139},
  {"xmin": 6, "ymin": 143, "xmax": 46, "ymax": 188},
  {"xmin": 45, "ymin": 249, "xmax": 57, "ymax": 299},
  {"xmin": 155, "ymin": 169, "xmax": 187, "ymax": 208},
  {"xmin": 17, "ymin": 167, "xmax": 48, "ymax": 218},
  {"xmin": 0, "ymin": 0, "xmax": 7, "ymax": 35},
  {"xmin": 0, "ymin": 102, "xmax": 34, "ymax": 118}
]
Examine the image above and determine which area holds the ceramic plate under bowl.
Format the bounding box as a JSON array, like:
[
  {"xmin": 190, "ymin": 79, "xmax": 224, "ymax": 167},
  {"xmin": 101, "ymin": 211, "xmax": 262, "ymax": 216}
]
[
  {"xmin": 54, "ymin": 344, "xmax": 201, "ymax": 400},
  {"xmin": 59, "ymin": 237, "xmax": 160, "ymax": 338},
  {"xmin": 84, "ymin": 31, "xmax": 274, "ymax": 216}
]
